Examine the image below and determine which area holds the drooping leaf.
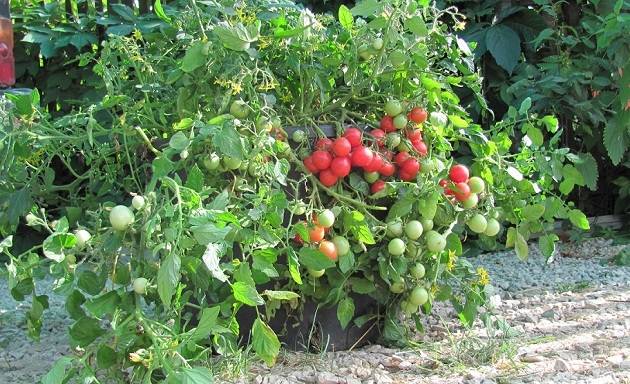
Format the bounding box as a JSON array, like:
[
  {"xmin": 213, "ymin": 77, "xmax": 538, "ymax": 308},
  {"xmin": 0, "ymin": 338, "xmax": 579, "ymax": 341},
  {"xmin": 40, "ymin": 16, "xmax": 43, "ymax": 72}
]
[
  {"xmin": 298, "ymin": 247, "xmax": 335, "ymax": 270},
  {"xmin": 191, "ymin": 306, "xmax": 221, "ymax": 341},
  {"xmin": 515, "ymin": 232, "xmax": 528, "ymax": 261},
  {"xmin": 232, "ymin": 282, "xmax": 264, "ymax": 306},
  {"xmin": 41, "ymin": 357, "xmax": 74, "ymax": 384},
  {"xmin": 201, "ymin": 243, "xmax": 228, "ymax": 282},
  {"xmin": 262, "ymin": 290, "xmax": 299, "ymax": 301},
  {"xmin": 252, "ymin": 319, "xmax": 280, "ymax": 366},
  {"xmin": 337, "ymin": 297, "xmax": 355, "ymax": 329},
  {"xmin": 158, "ymin": 253, "xmax": 181, "ymax": 307},
  {"xmin": 573, "ymin": 153, "xmax": 599, "ymax": 191},
  {"xmin": 568, "ymin": 209, "xmax": 590, "ymax": 230},
  {"xmin": 538, "ymin": 233, "xmax": 559, "ymax": 259}
]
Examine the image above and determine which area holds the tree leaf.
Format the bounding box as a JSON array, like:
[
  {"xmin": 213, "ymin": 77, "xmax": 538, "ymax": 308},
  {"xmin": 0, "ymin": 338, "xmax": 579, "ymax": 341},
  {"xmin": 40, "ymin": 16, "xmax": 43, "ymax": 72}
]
[
  {"xmin": 232, "ymin": 282, "xmax": 264, "ymax": 306},
  {"xmin": 252, "ymin": 318, "xmax": 280, "ymax": 367},
  {"xmin": 338, "ymin": 5, "xmax": 354, "ymax": 31},
  {"xmin": 158, "ymin": 253, "xmax": 181, "ymax": 307},
  {"xmin": 568, "ymin": 209, "xmax": 590, "ymax": 230},
  {"xmin": 337, "ymin": 297, "xmax": 355, "ymax": 329},
  {"xmin": 485, "ymin": 25, "xmax": 521, "ymax": 74}
]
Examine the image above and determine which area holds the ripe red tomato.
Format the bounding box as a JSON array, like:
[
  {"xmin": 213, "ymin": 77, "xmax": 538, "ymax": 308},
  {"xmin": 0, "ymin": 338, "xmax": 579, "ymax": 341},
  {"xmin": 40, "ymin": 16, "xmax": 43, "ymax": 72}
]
[
  {"xmin": 319, "ymin": 240, "xmax": 338, "ymax": 261},
  {"xmin": 303, "ymin": 156, "xmax": 319, "ymax": 173},
  {"xmin": 444, "ymin": 187, "xmax": 455, "ymax": 196},
  {"xmin": 401, "ymin": 158, "xmax": 420, "ymax": 176},
  {"xmin": 449, "ymin": 164, "xmax": 469, "ymax": 183},
  {"xmin": 315, "ymin": 138, "xmax": 333, "ymax": 151},
  {"xmin": 381, "ymin": 150, "xmax": 394, "ymax": 160},
  {"xmin": 380, "ymin": 116, "xmax": 395, "ymax": 133},
  {"xmin": 394, "ymin": 151, "xmax": 410, "ymax": 166},
  {"xmin": 412, "ymin": 140, "xmax": 428, "ymax": 156},
  {"xmin": 408, "ymin": 107, "xmax": 428, "ymax": 123},
  {"xmin": 439, "ymin": 179, "xmax": 448, "ymax": 188},
  {"xmin": 330, "ymin": 156, "xmax": 351, "ymax": 177},
  {"xmin": 407, "ymin": 129, "xmax": 423, "ymax": 142},
  {"xmin": 309, "ymin": 225, "xmax": 325, "ymax": 243},
  {"xmin": 371, "ymin": 179, "xmax": 386, "ymax": 194},
  {"xmin": 370, "ymin": 129, "xmax": 386, "ymax": 147},
  {"xmin": 332, "ymin": 137, "xmax": 352, "ymax": 157},
  {"xmin": 351, "ymin": 146, "xmax": 374, "ymax": 167},
  {"xmin": 312, "ymin": 150, "xmax": 333, "ymax": 170},
  {"xmin": 363, "ymin": 153, "xmax": 383, "ymax": 172},
  {"xmin": 453, "ymin": 182, "xmax": 471, "ymax": 201},
  {"xmin": 344, "ymin": 127, "xmax": 363, "ymax": 147},
  {"xmin": 399, "ymin": 170, "xmax": 415, "ymax": 181},
  {"xmin": 379, "ymin": 161, "xmax": 396, "ymax": 177},
  {"xmin": 319, "ymin": 169, "xmax": 338, "ymax": 187}
]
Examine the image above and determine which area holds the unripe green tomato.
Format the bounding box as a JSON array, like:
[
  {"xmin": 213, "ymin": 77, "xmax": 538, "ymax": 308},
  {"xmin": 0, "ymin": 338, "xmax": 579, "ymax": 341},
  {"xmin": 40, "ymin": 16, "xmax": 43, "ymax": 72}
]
[
  {"xmin": 385, "ymin": 100, "xmax": 403, "ymax": 116},
  {"xmin": 406, "ymin": 242, "xmax": 419, "ymax": 258},
  {"xmin": 404, "ymin": 220, "xmax": 424, "ymax": 240},
  {"xmin": 308, "ymin": 268, "xmax": 325, "ymax": 278},
  {"xmin": 393, "ymin": 114, "xmax": 408, "ymax": 130},
  {"xmin": 425, "ymin": 230, "xmax": 446, "ymax": 253},
  {"xmin": 397, "ymin": 141, "xmax": 411, "ymax": 152},
  {"xmin": 388, "ymin": 238, "xmax": 406, "ymax": 256},
  {"xmin": 484, "ymin": 218, "xmax": 501, "ymax": 237},
  {"xmin": 372, "ymin": 37, "xmax": 384, "ymax": 50},
  {"xmin": 179, "ymin": 149, "xmax": 189, "ymax": 159},
  {"xmin": 410, "ymin": 263, "xmax": 426, "ymax": 279},
  {"xmin": 298, "ymin": 147, "xmax": 311, "ymax": 159},
  {"xmin": 364, "ymin": 171, "xmax": 380, "ymax": 183},
  {"xmin": 429, "ymin": 111, "xmax": 448, "ymax": 127},
  {"xmin": 390, "ymin": 280, "xmax": 405, "ymax": 293},
  {"xmin": 386, "ymin": 133, "xmax": 401, "ymax": 149},
  {"xmin": 223, "ymin": 157, "xmax": 242, "ymax": 170},
  {"xmin": 420, "ymin": 218, "xmax": 434, "ymax": 231},
  {"xmin": 292, "ymin": 202, "xmax": 307, "ymax": 216},
  {"xmin": 133, "ymin": 277, "xmax": 149, "ymax": 295},
  {"xmin": 468, "ymin": 177, "xmax": 485, "ymax": 194},
  {"xmin": 317, "ymin": 209, "xmax": 335, "ymax": 228},
  {"xmin": 332, "ymin": 236, "xmax": 350, "ymax": 256},
  {"xmin": 467, "ymin": 214, "xmax": 488, "ymax": 234},
  {"xmin": 110, "ymin": 205, "xmax": 135, "ymax": 231},
  {"xmin": 402, "ymin": 300, "xmax": 418, "ymax": 315},
  {"xmin": 230, "ymin": 100, "xmax": 250, "ymax": 119},
  {"xmin": 386, "ymin": 221, "xmax": 404, "ymax": 237},
  {"xmin": 409, "ymin": 286, "xmax": 429, "ymax": 306},
  {"xmin": 271, "ymin": 117, "xmax": 282, "ymax": 130},
  {"xmin": 74, "ymin": 229, "xmax": 91, "ymax": 248},
  {"xmin": 203, "ymin": 153, "xmax": 221, "ymax": 171},
  {"xmin": 256, "ymin": 117, "xmax": 273, "ymax": 132},
  {"xmin": 292, "ymin": 129, "xmax": 307, "ymax": 143},
  {"xmin": 420, "ymin": 158, "xmax": 436, "ymax": 174},
  {"xmin": 462, "ymin": 193, "xmax": 479, "ymax": 209},
  {"xmin": 132, "ymin": 195, "xmax": 146, "ymax": 210}
]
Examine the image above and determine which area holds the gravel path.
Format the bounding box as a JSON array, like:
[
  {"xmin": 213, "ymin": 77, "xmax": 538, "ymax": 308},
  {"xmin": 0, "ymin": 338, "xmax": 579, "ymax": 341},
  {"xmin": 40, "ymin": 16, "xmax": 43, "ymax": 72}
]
[{"xmin": 1, "ymin": 238, "xmax": 629, "ymax": 383}]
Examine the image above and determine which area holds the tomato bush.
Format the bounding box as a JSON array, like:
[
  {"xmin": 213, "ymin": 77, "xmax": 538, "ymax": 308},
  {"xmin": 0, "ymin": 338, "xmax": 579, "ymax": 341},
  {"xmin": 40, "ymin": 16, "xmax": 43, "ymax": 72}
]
[{"xmin": 0, "ymin": 0, "xmax": 591, "ymax": 381}]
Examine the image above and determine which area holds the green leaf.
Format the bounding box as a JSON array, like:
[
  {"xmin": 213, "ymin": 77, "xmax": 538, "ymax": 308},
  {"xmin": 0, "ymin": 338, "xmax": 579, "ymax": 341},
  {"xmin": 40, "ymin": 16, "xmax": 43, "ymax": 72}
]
[
  {"xmin": 337, "ymin": 297, "xmax": 355, "ymax": 329},
  {"xmin": 41, "ymin": 357, "xmax": 73, "ymax": 384},
  {"xmin": 485, "ymin": 25, "xmax": 521, "ymax": 74},
  {"xmin": 158, "ymin": 253, "xmax": 181, "ymax": 307},
  {"xmin": 351, "ymin": 0, "xmax": 382, "ymax": 16},
  {"xmin": 518, "ymin": 97, "xmax": 532, "ymax": 114},
  {"xmin": 153, "ymin": 0, "xmax": 171, "ymax": 23},
  {"xmin": 338, "ymin": 5, "xmax": 354, "ymax": 30},
  {"xmin": 506, "ymin": 227, "xmax": 516, "ymax": 248},
  {"xmin": 42, "ymin": 233, "xmax": 76, "ymax": 262},
  {"xmin": 573, "ymin": 153, "xmax": 599, "ymax": 191},
  {"xmin": 185, "ymin": 165, "xmax": 205, "ymax": 192},
  {"xmin": 445, "ymin": 233, "xmax": 462, "ymax": 255},
  {"xmin": 214, "ymin": 21, "xmax": 260, "ymax": 51},
  {"xmin": 522, "ymin": 204, "xmax": 545, "ymax": 221},
  {"xmin": 448, "ymin": 115, "xmax": 469, "ymax": 128},
  {"xmin": 191, "ymin": 306, "xmax": 221, "ymax": 341},
  {"xmin": 214, "ymin": 122, "xmax": 245, "ymax": 160},
  {"xmin": 541, "ymin": 115, "xmax": 559, "ymax": 133},
  {"xmin": 168, "ymin": 367, "xmax": 214, "ymax": 384},
  {"xmin": 232, "ymin": 282, "xmax": 264, "ymax": 306},
  {"xmin": 169, "ymin": 132, "xmax": 190, "ymax": 151},
  {"xmin": 263, "ymin": 290, "xmax": 299, "ymax": 301},
  {"xmin": 603, "ymin": 118, "xmax": 626, "ymax": 165},
  {"xmin": 515, "ymin": 233, "xmax": 528, "ymax": 261},
  {"xmin": 287, "ymin": 248, "xmax": 303, "ymax": 285},
  {"xmin": 65, "ymin": 290, "xmax": 86, "ymax": 320},
  {"xmin": 96, "ymin": 345, "xmax": 118, "ymax": 370},
  {"xmin": 252, "ymin": 318, "xmax": 280, "ymax": 366},
  {"xmin": 568, "ymin": 209, "xmax": 590, "ymax": 230},
  {"xmin": 386, "ymin": 194, "xmax": 414, "ymax": 221},
  {"xmin": 405, "ymin": 16, "xmax": 427, "ymax": 36},
  {"xmin": 201, "ymin": 243, "xmax": 228, "ymax": 283},
  {"xmin": 299, "ymin": 247, "xmax": 335, "ymax": 270},
  {"xmin": 349, "ymin": 277, "xmax": 375, "ymax": 294},
  {"xmin": 85, "ymin": 291, "xmax": 120, "ymax": 318},
  {"xmin": 526, "ymin": 125, "xmax": 544, "ymax": 147},
  {"xmin": 191, "ymin": 224, "xmax": 231, "ymax": 245},
  {"xmin": 70, "ymin": 317, "xmax": 106, "ymax": 347},
  {"xmin": 0, "ymin": 235, "xmax": 13, "ymax": 253},
  {"xmin": 77, "ymin": 271, "xmax": 106, "ymax": 296},
  {"xmin": 538, "ymin": 234, "xmax": 559, "ymax": 258},
  {"xmin": 181, "ymin": 41, "xmax": 209, "ymax": 73},
  {"xmin": 338, "ymin": 250, "xmax": 355, "ymax": 274}
]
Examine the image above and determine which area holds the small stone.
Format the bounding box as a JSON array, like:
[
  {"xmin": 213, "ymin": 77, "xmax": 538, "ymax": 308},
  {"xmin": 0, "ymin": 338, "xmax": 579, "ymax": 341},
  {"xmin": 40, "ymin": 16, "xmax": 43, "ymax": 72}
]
[
  {"xmin": 520, "ymin": 354, "xmax": 545, "ymax": 363},
  {"xmin": 345, "ymin": 379, "xmax": 362, "ymax": 384},
  {"xmin": 554, "ymin": 359, "xmax": 570, "ymax": 372},
  {"xmin": 541, "ymin": 309, "xmax": 555, "ymax": 319},
  {"xmin": 606, "ymin": 355, "xmax": 623, "ymax": 366},
  {"xmin": 373, "ymin": 373, "xmax": 393, "ymax": 384},
  {"xmin": 316, "ymin": 372, "xmax": 342, "ymax": 384}
]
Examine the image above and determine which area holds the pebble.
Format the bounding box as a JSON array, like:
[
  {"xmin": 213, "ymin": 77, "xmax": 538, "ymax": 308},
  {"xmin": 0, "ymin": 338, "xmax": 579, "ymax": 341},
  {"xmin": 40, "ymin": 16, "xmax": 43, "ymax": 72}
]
[{"xmin": 554, "ymin": 359, "xmax": 571, "ymax": 372}]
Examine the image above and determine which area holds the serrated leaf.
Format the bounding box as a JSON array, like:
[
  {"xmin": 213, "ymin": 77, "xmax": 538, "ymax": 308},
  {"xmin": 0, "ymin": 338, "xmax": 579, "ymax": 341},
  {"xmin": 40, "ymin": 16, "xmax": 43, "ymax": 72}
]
[
  {"xmin": 214, "ymin": 122, "xmax": 245, "ymax": 160},
  {"xmin": 386, "ymin": 194, "xmax": 414, "ymax": 221},
  {"xmin": 252, "ymin": 318, "xmax": 280, "ymax": 367},
  {"xmin": 603, "ymin": 114, "xmax": 627, "ymax": 165},
  {"xmin": 339, "ymin": 250, "xmax": 355, "ymax": 274},
  {"xmin": 337, "ymin": 297, "xmax": 355, "ymax": 329},
  {"xmin": 287, "ymin": 248, "xmax": 302, "ymax": 285},
  {"xmin": 568, "ymin": 209, "xmax": 590, "ymax": 230},
  {"xmin": 232, "ymin": 282, "xmax": 264, "ymax": 306},
  {"xmin": 191, "ymin": 306, "xmax": 220, "ymax": 341},
  {"xmin": 573, "ymin": 153, "xmax": 598, "ymax": 191}
]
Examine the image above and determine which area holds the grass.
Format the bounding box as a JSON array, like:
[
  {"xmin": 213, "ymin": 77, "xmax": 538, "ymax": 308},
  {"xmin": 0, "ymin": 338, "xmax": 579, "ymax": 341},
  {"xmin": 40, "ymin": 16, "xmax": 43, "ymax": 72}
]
[{"xmin": 556, "ymin": 281, "xmax": 592, "ymax": 293}]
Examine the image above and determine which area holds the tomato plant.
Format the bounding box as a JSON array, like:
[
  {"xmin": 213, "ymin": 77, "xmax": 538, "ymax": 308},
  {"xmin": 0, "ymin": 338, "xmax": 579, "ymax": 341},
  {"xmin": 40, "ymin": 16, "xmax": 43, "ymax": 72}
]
[{"xmin": 0, "ymin": 0, "xmax": 592, "ymax": 381}]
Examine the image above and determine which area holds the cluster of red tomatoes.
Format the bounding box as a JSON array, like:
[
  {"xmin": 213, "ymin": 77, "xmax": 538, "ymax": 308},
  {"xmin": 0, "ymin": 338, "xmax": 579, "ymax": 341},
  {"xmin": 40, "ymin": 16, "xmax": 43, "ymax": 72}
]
[
  {"xmin": 439, "ymin": 164, "xmax": 486, "ymax": 209},
  {"xmin": 302, "ymin": 104, "xmax": 430, "ymax": 195},
  {"xmin": 293, "ymin": 210, "xmax": 352, "ymax": 266}
]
